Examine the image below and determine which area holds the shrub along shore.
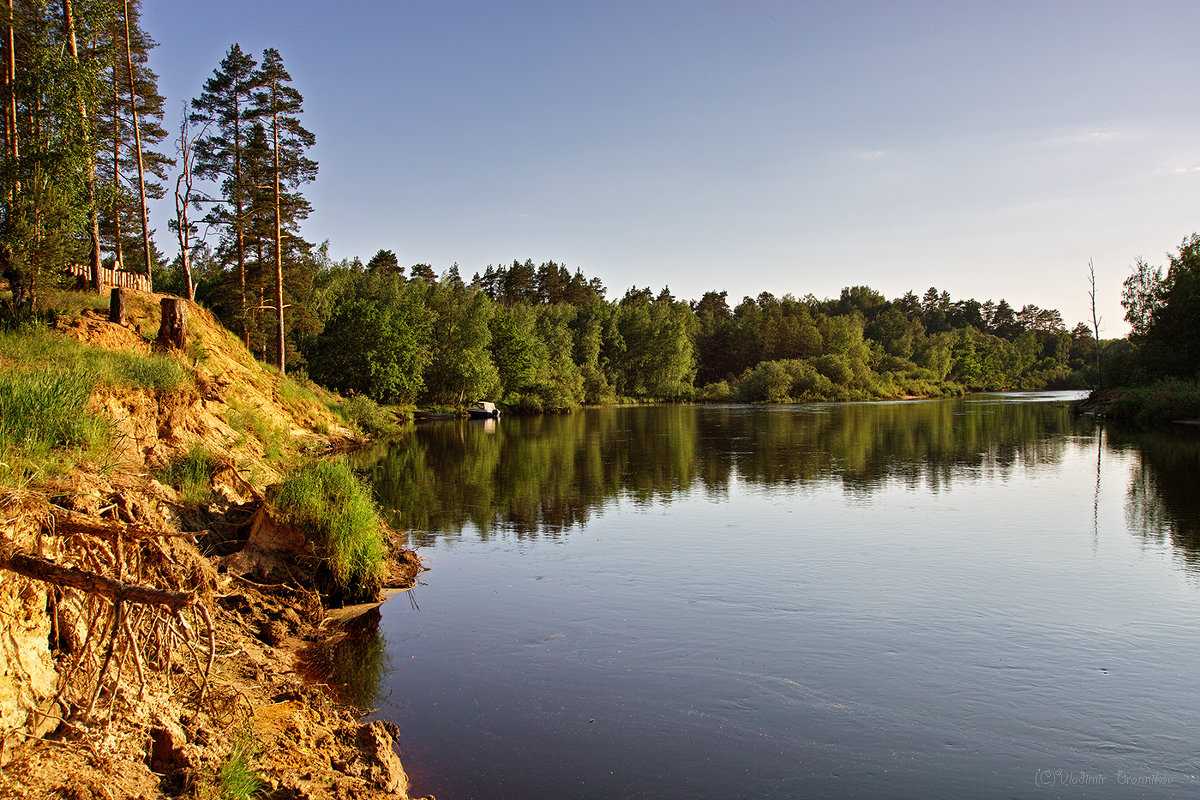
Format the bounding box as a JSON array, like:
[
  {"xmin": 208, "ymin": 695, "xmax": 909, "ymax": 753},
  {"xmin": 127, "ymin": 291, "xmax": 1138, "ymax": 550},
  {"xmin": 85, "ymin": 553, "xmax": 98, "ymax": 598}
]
[{"xmin": 1079, "ymin": 380, "xmax": 1200, "ymax": 426}]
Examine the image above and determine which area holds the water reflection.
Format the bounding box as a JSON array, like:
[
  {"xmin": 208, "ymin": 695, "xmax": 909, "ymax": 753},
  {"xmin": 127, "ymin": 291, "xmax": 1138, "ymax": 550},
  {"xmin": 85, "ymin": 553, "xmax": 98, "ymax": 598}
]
[
  {"xmin": 299, "ymin": 609, "xmax": 390, "ymax": 708},
  {"xmin": 363, "ymin": 397, "xmax": 1200, "ymax": 799},
  {"xmin": 355, "ymin": 396, "xmax": 1089, "ymax": 542},
  {"xmin": 1112, "ymin": 424, "xmax": 1200, "ymax": 570}
]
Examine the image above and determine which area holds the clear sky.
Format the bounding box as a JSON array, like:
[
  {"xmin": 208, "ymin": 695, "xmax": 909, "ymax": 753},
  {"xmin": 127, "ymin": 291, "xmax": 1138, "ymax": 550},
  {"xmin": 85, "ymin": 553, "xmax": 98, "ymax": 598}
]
[{"xmin": 141, "ymin": 0, "xmax": 1200, "ymax": 333}]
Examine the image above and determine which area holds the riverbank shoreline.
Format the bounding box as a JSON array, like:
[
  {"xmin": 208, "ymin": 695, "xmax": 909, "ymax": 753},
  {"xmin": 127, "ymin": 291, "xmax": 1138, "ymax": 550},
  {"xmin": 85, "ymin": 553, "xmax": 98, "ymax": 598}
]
[
  {"xmin": 1076, "ymin": 381, "xmax": 1200, "ymax": 426},
  {"xmin": 0, "ymin": 295, "xmax": 433, "ymax": 799}
]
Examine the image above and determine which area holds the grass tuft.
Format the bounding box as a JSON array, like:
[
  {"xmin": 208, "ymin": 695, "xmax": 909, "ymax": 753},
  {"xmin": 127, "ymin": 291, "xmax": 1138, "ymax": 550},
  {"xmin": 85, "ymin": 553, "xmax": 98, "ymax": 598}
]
[
  {"xmin": 217, "ymin": 739, "xmax": 262, "ymax": 800},
  {"xmin": 195, "ymin": 731, "xmax": 262, "ymax": 800},
  {"xmin": 0, "ymin": 368, "xmax": 96, "ymax": 448},
  {"xmin": 272, "ymin": 458, "xmax": 386, "ymax": 599},
  {"xmin": 158, "ymin": 444, "xmax": 222, "ymax": 504}
]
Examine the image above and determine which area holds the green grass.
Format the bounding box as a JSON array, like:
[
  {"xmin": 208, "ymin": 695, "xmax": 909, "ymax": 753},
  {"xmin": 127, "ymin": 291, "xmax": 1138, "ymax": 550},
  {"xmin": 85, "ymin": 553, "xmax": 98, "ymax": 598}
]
[
  {"xmin": 34, "ymin": 285, "xmax": 112, "ymax": 317},
  {"xmin": 0, "ymin": 326, "xmax": 187, "ymax": 390},
  {"xmin": 0, "ymin": 324, "xmax": 192, "ymax": 488},
  {"xmin": 195, "ymin": 732, "xmax": 262, "ymax": 800},
  {"xmin": 158, "ymin": 443, "xmax": 222, "ymax": 504},
  {"xmin": 0, "ymin": 368, "xmax": 112, "ymax": 486},
  {"xmin": 226, "ymin": 399, "xmax": 287, "ymax": 463},
  {"xmin": 217, "ymin": 739, "xmax": 262, "ymax": 800},
  {"xmin": 271, "ymin": 458, "xmax": 386, "ymax": 599}
]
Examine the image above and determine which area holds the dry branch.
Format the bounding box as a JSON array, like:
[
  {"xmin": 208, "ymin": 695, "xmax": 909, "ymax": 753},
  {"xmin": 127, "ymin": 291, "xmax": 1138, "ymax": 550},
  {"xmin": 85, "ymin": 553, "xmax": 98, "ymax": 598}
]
[
  {"xmin": 49, "ymin": 507, "xmax": 162, "ymax": 541},
  {"xmin": 0, "ymin": 536, "xmax": 191, "ymax": 613}
]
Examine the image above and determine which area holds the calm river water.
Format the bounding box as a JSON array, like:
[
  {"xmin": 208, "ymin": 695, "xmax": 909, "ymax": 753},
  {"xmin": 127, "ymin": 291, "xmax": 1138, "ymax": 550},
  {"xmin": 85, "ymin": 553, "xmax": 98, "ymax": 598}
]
[{"xmin": 340, "ymin": 394, "xmax": 1200, "ymax": 799}]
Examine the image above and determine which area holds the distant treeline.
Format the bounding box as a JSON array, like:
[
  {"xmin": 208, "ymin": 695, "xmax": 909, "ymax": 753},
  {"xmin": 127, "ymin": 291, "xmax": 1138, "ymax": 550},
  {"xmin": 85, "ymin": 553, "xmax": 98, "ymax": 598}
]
[
  {"xmin": 159, "ymin": 251, "xmax": 1097, "ymax": 411},
  {"xmin": 0, "ymin": 4, "xmax": 1098, "ymax": 411}
]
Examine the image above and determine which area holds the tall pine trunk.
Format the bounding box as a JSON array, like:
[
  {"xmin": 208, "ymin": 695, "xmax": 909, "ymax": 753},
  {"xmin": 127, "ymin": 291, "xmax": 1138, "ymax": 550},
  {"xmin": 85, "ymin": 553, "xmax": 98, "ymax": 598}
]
[
  {"xmin": 5, "ymin": 0, "xmax": 18, "ymax": 195},
  {"xmin": 62, "ymin": 0, "xmax": 102, "ymax": 293},
  {"xmin": 272, "ymin": 99, "xmax": 284, "ymax": 372},
  {"xmin": 235, "ymin": 115, "xmax": 247, "ymax": 346},
  {"xmin": 110, "ymin": 45, "xmax": 122, "ymax": 269},
  {"xmin": 123, "ymin": 0, "xmax": 152, "ymax": 290}
]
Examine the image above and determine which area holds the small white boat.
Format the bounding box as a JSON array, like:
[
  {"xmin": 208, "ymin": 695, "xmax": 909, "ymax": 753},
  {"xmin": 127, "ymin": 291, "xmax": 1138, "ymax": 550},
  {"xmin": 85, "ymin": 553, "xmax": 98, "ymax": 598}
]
[{"xmin": 468, "ymin": 400, "xmax": 500, "ymax": 419}]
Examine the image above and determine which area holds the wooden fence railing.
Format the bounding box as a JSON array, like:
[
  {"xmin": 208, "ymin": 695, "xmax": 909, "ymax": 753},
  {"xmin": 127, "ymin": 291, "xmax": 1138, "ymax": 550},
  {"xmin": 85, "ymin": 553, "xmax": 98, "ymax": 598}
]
[{"xmin": 64, "ymin": 263, "xmax": 151, "ymax": 293}]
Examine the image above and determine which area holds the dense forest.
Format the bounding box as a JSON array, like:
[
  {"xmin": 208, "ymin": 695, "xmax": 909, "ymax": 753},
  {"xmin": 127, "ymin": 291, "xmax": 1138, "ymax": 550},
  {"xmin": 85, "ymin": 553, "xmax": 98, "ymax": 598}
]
[{"xmin": 4, "ymin": 0, "xmax": 1186, "ymax": 414}]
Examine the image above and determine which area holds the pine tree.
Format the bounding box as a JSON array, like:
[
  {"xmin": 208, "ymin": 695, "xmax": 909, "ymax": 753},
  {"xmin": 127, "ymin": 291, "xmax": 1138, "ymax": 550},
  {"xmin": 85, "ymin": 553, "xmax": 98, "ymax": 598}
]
[
  {"xmin": 191, "ymin": 43, "xmax": 260, "ymax": 344},
  {"xmin": 253, "ymin": 47, "xmax": 315, "ymax": 373},
  {"xmin": 1, "ymin": 0, "xmax": 105, "ymax": 314},
  {"xmin": 62, "ymin": 0, "xmax": 106, "ymax": 293},
  {"xmin": 93, "ymin": 0, "xmax": 168, "ymax": 279}
]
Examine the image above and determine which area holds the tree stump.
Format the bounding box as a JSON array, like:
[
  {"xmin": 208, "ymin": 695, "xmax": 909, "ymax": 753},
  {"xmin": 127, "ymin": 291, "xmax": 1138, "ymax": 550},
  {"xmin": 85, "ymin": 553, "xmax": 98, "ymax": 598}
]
[
  {"xmin": 109, "ymin": 288, "xmax": 125, "ymax": 325},
  {"xmin": 156, "ymin": 297, "xmax": 187, "ymax": 350}
]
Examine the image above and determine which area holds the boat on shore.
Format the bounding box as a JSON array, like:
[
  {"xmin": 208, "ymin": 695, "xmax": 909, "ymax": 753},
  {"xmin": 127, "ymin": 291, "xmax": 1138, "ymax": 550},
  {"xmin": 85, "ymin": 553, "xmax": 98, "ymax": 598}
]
[{"xmin": 468, "ymin": 400, "xmax": 500, "ymax": 419}]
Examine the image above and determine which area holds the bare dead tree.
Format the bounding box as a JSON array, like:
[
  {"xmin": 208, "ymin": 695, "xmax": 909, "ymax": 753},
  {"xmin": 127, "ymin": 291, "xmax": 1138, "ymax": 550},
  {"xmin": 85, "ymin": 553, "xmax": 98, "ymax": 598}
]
[
  {"xmin": 1089, "ymin": 259, "xmax": 1103, "ymax": 389},
  {"xmin": 171, "ymin": 105, "xmax": 208, "ymax": 301}
]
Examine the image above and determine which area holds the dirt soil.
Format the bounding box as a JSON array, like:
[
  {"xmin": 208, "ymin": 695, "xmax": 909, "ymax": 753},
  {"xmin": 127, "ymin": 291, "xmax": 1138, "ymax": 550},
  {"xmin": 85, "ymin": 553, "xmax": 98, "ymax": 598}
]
[{"xmin": 0, "ymin": 295, "xmax": 433, "ymax": 799}]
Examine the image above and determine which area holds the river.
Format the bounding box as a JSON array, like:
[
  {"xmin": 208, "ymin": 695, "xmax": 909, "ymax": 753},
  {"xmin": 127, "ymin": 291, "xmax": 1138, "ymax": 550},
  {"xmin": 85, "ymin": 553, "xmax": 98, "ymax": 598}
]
[{"xmin": 337, "ymin": 394, "xmax": 1200, "ymax": 799}]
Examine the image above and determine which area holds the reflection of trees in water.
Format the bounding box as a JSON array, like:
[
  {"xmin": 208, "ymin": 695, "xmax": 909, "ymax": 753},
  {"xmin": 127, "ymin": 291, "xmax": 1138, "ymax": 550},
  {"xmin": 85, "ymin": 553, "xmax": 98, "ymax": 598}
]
[
  {"xmin": 1113, "ymin": 425, "xmax": 1200, "ymax": 569},
  {"xmin": 356, "ymin": 400, "xmax": 1082, "ymax": 540},
  {"xmin": 298, "ymin": 609, "xmax": 390, "ymax": 708}
]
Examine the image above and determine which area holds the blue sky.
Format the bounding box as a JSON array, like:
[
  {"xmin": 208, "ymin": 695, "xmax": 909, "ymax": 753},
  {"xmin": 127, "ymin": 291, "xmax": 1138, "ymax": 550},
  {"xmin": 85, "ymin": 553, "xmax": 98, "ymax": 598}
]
[{"xmin": 142, "ymin": 0, "xmax": 1200, "ymax": 333}]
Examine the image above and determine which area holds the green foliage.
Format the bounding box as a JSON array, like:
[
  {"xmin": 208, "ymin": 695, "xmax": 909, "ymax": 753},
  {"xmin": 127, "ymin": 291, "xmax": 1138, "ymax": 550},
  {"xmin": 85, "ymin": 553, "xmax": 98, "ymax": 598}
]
[
  {"xmin": 306, "ymin": 271, "xmax": 432, "ymax": 403},
  {"xmin": 1088, "ymin": 381, "xmax": 1200, "ymax": 426},
  {"xmin": 1122, "ymin": 234, "xmax": 1200, "ymax": 381},
  {"xmin": 293, "ymin": 253, "xmax": 1080, "ymax": 409},
  {"xmin": 423, "ymin": 276, "xmax": 500, "ymax": 406},
  {"xmin": 272, "ymin": 459, "xmax": 386, "ymax": 599},
  {"xmin": 336, "ymin": 395, "xmax": 401, "ymax": 437},
  {"xmin": 696, "ymin": 380, "xmax": 734, "ymax": 402},
  {"xmin": 1, "ymin": 0, "xmax": 105, "ymax": 317}
]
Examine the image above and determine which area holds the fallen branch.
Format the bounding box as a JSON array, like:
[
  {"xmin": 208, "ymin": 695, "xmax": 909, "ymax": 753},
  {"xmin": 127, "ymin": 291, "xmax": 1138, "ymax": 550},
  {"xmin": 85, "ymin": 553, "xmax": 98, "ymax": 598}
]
[
  {"xmin": 0, "ymin": 537, "xmax": 191, "ymax": 613},
  {"xmin": 47, "ymin": 507, "xmax": 164, "ymax": 541}
]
